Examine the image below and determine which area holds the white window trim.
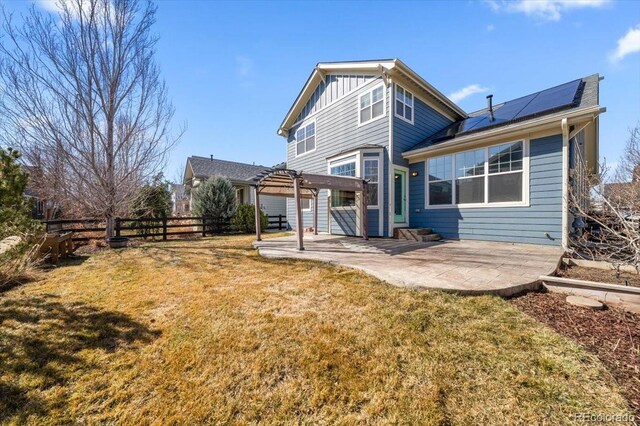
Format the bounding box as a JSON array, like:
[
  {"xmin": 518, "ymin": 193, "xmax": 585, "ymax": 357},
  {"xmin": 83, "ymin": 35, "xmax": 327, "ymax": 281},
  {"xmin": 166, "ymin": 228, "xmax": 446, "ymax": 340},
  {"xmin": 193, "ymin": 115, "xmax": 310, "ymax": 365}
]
[
  {"xmin": 363, "ymin": 156, "xmax": 381, "ymax": 209},
  {"xmin": 294, "ymin": 120, "xmax": 317, "ymax": 158},
  {"xmin": 358, "ymin": 83, "xmax": 386, "ymax": 127},
  {"xmin": 425, "ymin": 139, "xmax": 530, "ymax": 209},
  {"xmin": 394, "ymin": 84, "xmax": 414, "ymax": 125},
  {"xmin": 301, "ymin": 198, "xmax": 312, "ymax": 212},
  {"xmin": 328, "ymin": 156, "xmax": 359, "ymax": 211}
]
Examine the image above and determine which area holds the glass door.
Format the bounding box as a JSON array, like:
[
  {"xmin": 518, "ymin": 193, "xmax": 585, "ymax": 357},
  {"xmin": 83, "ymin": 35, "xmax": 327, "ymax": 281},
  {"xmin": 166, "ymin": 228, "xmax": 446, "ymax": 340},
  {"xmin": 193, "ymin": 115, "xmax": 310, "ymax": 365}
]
[{"xmin": 394, "ymin": 169, "xmax": 406, "ymax": 223}]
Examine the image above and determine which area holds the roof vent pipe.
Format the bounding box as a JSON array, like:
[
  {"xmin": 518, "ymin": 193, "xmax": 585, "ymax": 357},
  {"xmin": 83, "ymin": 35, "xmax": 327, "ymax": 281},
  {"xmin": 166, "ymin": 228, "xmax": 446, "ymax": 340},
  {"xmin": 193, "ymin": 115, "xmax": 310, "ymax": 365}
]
[
  {"xmin": 486, "ymin": 94, "xmax": 494, "ymax": 121},
  {"xmin": 210, "ymin": 155, "xmax": 213, "ymax": 161}
]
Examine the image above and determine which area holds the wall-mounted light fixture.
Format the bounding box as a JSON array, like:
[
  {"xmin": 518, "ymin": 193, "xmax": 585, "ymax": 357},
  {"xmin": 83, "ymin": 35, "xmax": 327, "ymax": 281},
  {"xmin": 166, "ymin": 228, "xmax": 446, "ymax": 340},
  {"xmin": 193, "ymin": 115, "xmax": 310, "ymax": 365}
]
[{"xmin": 411, "ymin": 171, "xmax": 419, "ymax": 177}]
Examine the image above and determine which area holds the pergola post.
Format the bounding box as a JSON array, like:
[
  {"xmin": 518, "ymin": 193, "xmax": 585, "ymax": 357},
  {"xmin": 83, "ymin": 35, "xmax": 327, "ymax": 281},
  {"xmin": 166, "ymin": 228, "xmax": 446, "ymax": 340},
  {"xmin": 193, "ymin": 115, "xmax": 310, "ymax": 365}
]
[
  {"xmin": 293, "ymin": 175, "xmax": 304, "ymax": 251},
  {"xmin": 253, "ymin": 186, "xmax": 261, "ymax": 242},
  {"xmin": 313, "ymin": 191, "xmax": 318, "ymax": 236},
  {"xmin": 361, "ymin": 182, "xmax": 369, "ymax": 240}
]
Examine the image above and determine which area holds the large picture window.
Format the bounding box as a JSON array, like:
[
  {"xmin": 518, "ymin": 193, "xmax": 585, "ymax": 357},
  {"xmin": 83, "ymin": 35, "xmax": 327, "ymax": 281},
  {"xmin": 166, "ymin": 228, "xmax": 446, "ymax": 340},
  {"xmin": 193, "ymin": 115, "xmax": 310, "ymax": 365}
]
[
  {"xmin": 428, "ymin": 155, "xmax": 452, "ymax": 205},
  {"xmin": 395, "ymin": 85, "xmax": 414, "ymax": 123},
  {"xmin": 488, "ymin": 142, "xmax": 523, "ymax": 203},
  {"xmin": 455, "ymin": 149, "xmax": 485, "ymax": 204},
  {"xmin": 426, "ymin": 141, "xmax": 526, "ymax": 207},
  {"xmin": 295, "ymin": 121, "xmax": 315, "ymax": 156},
  {"xmin": 359, "ymin": 85, "xmax": 385, "ymax": 125},
  {"xmin": 330, "ymin": 160, "xmax": 356, "ymax": 207}
]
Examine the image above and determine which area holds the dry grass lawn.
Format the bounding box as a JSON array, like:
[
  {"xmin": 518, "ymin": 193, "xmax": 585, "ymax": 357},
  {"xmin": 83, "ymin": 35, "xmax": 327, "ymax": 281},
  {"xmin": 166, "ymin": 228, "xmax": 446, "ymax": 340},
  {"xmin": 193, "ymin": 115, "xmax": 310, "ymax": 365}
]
[{"xmin": 0, "ymin": 235, "xmax": 632, "ymax": 424}]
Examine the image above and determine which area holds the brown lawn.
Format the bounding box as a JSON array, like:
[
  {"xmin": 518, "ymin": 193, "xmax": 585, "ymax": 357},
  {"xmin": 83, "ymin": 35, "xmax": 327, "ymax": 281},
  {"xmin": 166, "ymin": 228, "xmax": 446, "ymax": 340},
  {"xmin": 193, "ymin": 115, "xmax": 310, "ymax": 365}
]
[{"xmin": 0, "ymin": 235, "xmax": 632, "ymax": 424}]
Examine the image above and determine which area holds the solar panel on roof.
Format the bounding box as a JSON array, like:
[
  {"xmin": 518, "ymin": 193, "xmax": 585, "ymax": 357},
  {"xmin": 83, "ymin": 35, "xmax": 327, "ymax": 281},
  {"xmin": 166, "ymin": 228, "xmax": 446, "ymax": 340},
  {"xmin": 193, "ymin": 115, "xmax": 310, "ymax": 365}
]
[{"xmin": 514, "ymin": 79, "xmax": 581, "ymax": 119}]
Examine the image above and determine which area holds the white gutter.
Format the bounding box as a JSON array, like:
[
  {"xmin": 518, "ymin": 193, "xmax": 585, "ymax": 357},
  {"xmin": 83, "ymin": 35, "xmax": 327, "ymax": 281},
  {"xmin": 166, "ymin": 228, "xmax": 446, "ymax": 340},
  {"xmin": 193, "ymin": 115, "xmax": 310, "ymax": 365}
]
[
  {"xmin": 387, "ymin": 75, "xmax": 394, "ymax": 238},
  {"xmin": 402, "ymin": 105, "xmax": 605, "ymax": 160}
]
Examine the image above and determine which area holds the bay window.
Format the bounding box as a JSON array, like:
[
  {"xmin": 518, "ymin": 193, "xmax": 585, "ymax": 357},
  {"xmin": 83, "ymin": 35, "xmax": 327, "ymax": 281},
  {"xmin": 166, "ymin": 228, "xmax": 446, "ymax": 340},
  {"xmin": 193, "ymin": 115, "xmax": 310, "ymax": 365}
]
[
  {"xmin": 330, "ymin": 160, "xmax": 356, "ymax": 207},
  {"xmin": 364, "ymin": 158, "xmax": 379, "ymax": 206},
  {"xmin": 426, "ymin": 140, "xmax": 527, "ymax": 207}
]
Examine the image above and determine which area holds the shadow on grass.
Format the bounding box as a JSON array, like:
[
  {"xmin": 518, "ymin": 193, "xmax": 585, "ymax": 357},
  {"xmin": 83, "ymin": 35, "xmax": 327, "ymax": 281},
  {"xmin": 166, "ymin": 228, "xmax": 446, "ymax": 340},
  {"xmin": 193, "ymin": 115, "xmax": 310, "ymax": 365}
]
[{"xmin": 0, "ymin": 294, "xmax": 160, "ymax": 423}]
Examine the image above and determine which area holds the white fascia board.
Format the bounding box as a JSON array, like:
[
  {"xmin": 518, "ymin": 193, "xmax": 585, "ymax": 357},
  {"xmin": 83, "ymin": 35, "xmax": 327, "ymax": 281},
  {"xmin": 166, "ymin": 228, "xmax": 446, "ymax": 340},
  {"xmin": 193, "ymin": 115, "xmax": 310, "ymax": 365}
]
[
  {"xmin": 392, "ymin": 59, "xmax": 467, "ymax": 119},
  {"xmin": 402, "ymin": 106, "xmax": 605, "ymax": 161}
]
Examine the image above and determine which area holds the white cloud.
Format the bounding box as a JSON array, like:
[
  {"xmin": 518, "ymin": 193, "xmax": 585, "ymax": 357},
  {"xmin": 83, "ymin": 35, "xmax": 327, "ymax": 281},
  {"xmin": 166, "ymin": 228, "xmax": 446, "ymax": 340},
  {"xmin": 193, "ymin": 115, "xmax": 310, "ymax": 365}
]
[
  {"xmin": 235, "ymin": 55, "xmax": 254, "ymax": 88},
  {"xmin": 485, "ymin": 0, "xmax": 609, "ymax": 22},
  {"xmin": 486, "ymin": 24, "xmax": 495, "ymax": 31},
  {"xmin": 235, "ymin": 55, "xmax": 252, "ymax": 78},
  {"xmin": 448, "ymin": 84, "xmax": 490, "ymax": 103},
  {"xmin": 610, "ymin": 24, "xmax": 640, "ymax": 62}
]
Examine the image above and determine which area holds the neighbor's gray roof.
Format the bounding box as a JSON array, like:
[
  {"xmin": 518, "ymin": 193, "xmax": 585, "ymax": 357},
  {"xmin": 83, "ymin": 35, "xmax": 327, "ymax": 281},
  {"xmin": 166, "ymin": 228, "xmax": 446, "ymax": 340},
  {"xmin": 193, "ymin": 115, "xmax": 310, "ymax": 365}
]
[
  {"xmin": 187, "ymin": 156, "xmax": 271, "ymax": 182},
  {"xmin": 405, "ymin": 74, "xmax": 601, "ymax": 153}
]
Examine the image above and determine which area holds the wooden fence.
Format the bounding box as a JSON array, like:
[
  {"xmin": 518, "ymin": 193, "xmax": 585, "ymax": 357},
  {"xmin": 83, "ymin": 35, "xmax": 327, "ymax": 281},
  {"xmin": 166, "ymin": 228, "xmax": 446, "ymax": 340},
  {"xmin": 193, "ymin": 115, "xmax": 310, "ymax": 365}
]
[{"xmin": 43, "ymin": 215, "xmax": 288, "ymax": 241}]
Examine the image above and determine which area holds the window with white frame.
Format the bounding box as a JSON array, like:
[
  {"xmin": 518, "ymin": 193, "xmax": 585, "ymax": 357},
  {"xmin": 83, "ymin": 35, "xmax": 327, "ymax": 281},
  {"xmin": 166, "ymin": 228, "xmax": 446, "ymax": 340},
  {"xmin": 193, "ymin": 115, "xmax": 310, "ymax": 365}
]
[
  {"xmin": 395, "ymin": 85, "xmax": 414, "ymax": 123},
  {"xmin": 427, "ymin": 155, "xmax": 453, "ymax": 205},
  {"xmin": 363, "ymin": 158, "xmax": 379, "ymax": 207},
  {"xmin": 330, "ymin": 160, "xmax": 356, "ymax": 207},
  {"xmin": 488, "ymin": 141, "xmax": 524, "ymax": 202},
  {"xmin": 295, "ymin": 122, "xmax": 315, "ymax": 156},
  {"xmin": 359, "ymin": 85, "xmax": 385, "ymax": 125},
  {"xmin": 301, "ymin": 198, "xmax": 311, "ymax": 211},
  {"xmin": 455, "ymin": 149, "xmax": 485, "ymax": 204},
  {"xmin": 427, "ymin": 141, "xmax": 526, "ymax": 207}
]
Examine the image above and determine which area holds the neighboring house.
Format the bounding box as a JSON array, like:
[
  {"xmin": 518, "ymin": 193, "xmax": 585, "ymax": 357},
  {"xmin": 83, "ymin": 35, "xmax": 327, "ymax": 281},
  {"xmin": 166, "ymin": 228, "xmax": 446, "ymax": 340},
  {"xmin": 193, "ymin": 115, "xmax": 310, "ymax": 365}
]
[
  {"xmin": 183, "ymin": 156, "xmax": 287, "ymax": 218},
  {"xmin": 277, "ymin": 59, "xmax": 603, "ymax": 247}
]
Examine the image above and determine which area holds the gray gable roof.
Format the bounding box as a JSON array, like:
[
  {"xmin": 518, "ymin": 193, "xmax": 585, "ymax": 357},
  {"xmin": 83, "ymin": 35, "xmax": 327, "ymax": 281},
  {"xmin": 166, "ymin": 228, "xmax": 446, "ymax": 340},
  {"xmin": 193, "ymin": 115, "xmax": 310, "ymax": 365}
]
[
  {"xmin": 406, "ymin": 74, "xmax": 600, "ymax": 153},
  {"xmin": 187, "ymin": 156, "xmax": 271, "ymax": 183}
]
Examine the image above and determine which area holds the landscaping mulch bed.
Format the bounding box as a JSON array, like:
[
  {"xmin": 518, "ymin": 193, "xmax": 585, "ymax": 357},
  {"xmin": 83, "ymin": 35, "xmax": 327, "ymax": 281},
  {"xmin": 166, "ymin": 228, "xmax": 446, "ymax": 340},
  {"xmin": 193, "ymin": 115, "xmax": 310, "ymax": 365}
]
[
  {"xmin": 557, "ymin": 263, "xmax": 640, "ymax": 287},
  {"xmin": 511, "ymin": 291, "xmax": 640, "ymax": 415}
]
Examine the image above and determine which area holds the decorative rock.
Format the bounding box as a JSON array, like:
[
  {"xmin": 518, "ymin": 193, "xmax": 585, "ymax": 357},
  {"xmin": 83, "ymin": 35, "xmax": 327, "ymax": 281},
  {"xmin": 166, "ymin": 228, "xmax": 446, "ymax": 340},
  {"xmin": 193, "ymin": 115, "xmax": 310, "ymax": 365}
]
[
  {"xmin": 0, "ymin": 236, "xmax": 22, "ymax": 256},
  {"xmin": 566, "ymin": 295, "xmax": 605, "ymax": 310}
]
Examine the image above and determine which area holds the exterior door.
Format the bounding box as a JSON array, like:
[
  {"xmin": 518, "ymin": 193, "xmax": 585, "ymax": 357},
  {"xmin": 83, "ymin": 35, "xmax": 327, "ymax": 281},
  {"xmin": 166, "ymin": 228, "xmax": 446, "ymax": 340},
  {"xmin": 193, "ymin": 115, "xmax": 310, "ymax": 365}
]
[{"xmin": 394, "ymin": 169, "xmax": 406, "ymax": 223}]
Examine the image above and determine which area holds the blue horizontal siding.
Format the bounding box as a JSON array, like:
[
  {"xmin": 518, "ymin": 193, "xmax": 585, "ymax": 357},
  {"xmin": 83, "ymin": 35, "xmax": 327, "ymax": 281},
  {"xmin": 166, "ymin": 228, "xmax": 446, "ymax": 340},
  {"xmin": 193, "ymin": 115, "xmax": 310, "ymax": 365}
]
[
  {"xmin": 408, "ymin": 134, "xmax": 563, "ymax": 246},
  {"xmin": 331, "ymin": 208, "xmax": 357, "ymax": 236},
  {"xmin": 393, "ymin": 90, "xmax": 452, "ymax": 166}
]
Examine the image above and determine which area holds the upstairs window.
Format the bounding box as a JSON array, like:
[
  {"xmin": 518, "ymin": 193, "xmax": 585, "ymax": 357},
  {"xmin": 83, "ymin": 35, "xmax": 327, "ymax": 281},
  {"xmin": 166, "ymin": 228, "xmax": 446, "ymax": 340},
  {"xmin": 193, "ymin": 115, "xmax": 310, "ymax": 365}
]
[
  {"xmin": 295, "ymin": 122, "xmax": 316, "ymax": 156},
  {"xmin": 395, "ymin": 85, "xmax": 414, "ymax": 123},
  {"xmin": 359, "ymin": 85, "xmax": 385, "ymax": 125}
]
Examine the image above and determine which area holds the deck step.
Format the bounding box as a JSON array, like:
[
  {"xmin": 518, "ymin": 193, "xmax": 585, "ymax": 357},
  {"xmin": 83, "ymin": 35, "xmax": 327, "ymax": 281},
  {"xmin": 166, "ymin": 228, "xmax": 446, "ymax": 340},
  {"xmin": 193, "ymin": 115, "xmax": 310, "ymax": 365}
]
[{"xmin": 395, "ymin": 228, "xmax": 441, "ymax": 242}]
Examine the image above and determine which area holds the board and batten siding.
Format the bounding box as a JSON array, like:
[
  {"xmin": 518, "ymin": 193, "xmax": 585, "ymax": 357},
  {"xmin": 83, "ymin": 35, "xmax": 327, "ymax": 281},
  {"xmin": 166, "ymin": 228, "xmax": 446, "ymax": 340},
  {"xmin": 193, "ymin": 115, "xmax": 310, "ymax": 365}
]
[
  {"xmin": 296, "ymin": 74, "xmax": 377, "ymax": 124},
  {"xmin": 393, "ymin": 89, "xmax": 453, "ymax": 166},
  {"xmin": 408, "ymin": 134, "xmax": 563, "ymax": 245},
  {"xmin": 286, "ymin": 78, "xmax": 390, "ymax": 237}
]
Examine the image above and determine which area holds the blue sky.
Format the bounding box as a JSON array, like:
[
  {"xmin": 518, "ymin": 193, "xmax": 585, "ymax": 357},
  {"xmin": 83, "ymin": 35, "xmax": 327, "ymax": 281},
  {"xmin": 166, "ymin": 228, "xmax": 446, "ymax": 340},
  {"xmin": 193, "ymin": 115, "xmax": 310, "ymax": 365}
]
[{"xmin": 10, "ymin": 0, "xmax": 640, "ymax": 179}]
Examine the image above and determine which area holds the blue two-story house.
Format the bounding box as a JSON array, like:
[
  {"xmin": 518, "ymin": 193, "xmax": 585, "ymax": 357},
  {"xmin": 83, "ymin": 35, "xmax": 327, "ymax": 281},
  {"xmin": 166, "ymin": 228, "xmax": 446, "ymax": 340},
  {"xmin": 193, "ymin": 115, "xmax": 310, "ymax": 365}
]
[{"xmin": 277, "ymin": 59, "xmax": 603, "ymax": 248}]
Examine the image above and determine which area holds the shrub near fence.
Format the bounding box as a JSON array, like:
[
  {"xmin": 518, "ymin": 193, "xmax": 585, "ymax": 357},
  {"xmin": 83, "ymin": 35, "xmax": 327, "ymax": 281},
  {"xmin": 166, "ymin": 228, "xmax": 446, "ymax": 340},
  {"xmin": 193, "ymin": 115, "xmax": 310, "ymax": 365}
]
[{"xmin": 43, "ymin": 215, "xmax": 288, "ymax": 241}]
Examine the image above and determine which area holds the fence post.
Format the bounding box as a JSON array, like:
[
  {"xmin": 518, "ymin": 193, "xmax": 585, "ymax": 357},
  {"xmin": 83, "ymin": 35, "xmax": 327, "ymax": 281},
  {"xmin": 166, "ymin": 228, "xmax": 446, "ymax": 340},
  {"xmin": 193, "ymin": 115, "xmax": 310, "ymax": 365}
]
[
  {"xmin": 279, "ymin": 214, "xmax": 283, "ymax": 230},
  {"xmin": 202, "ymin": 217, "xmax": 206, "ymax": 237},
  {"xmin": 115, "ymin": 218, "xmax": 121, "ymax": 237},
  {"xmin": 162, "ymin": 216, "xmax": 167, "ymax": 241}
]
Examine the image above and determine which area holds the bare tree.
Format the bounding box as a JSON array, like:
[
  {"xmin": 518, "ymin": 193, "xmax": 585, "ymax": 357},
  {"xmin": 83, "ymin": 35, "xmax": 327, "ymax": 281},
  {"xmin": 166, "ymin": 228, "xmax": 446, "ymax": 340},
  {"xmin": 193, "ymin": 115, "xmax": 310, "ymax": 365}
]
[
  {"xmin": 0, "ymin": 0, "xmax": 182, "ymax": 238},
  {"xmin": 569, "ymin": 124, "xmax": 640, "ymax": 272}
]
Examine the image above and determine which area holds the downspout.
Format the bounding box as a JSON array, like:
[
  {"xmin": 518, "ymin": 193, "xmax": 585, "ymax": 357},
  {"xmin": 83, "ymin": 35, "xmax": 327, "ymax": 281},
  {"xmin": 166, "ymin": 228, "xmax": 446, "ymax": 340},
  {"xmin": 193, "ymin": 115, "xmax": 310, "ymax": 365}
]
[
  {"xmin": 561, "ymin": 117, "xmax": 569, "ymax": 250},
  {"xmin": 387, "ymin": 75, "xmax": 394, "ymax": 237}
]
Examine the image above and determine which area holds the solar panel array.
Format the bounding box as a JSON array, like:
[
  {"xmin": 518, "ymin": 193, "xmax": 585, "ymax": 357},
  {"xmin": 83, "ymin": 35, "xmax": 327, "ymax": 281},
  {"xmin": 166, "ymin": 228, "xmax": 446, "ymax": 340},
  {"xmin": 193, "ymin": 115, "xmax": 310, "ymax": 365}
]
[{"xmin": 434, "ymin": 78, "xmax": 582, "ymax": 142}]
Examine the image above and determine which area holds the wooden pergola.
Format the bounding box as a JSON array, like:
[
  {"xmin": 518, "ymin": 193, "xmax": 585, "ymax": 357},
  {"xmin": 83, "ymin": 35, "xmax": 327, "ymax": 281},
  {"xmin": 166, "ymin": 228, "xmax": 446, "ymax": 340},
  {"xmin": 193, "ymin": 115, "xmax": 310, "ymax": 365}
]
[{"xmin": 252, "ymin": 168, "xmax": 369, "ymax": 250}]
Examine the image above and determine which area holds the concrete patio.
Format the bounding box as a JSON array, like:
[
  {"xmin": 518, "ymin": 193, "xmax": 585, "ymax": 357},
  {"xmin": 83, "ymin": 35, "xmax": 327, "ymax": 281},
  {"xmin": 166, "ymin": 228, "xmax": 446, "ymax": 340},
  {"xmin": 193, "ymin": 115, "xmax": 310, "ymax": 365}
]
[{"xmin": 253, "ymin": 234, "xmax": 563, "ymax": 296}]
